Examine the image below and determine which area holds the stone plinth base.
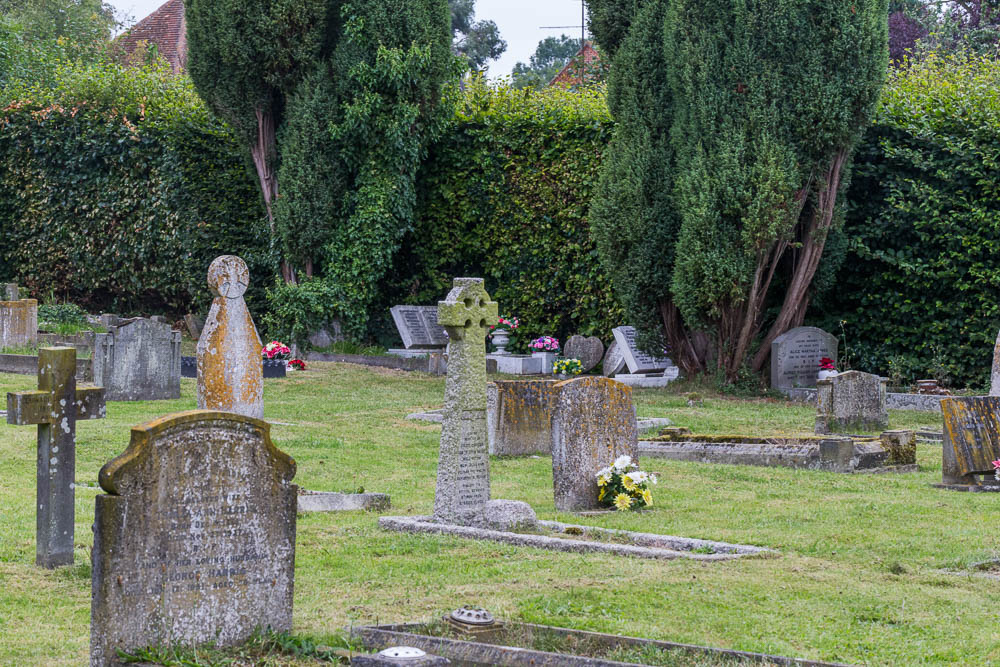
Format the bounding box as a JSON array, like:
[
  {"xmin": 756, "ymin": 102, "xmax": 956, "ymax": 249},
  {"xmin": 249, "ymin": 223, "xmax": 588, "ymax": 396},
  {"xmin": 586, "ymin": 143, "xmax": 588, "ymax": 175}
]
[{"xmin": 298, "ymin": 491, "xmax": 391, "ymax": 512}]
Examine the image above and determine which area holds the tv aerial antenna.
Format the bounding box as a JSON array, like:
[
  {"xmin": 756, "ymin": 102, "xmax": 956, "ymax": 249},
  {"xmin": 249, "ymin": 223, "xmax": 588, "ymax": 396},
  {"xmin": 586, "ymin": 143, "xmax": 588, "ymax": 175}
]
[{"xmin": 539, "ymin": 0, "xmax": 588, "ymax": 85}]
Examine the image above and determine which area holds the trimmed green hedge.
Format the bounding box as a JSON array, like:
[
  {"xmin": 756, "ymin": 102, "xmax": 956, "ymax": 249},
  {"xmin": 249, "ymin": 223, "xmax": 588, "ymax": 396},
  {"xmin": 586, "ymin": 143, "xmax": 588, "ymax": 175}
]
[
  {"xmin": 819, "ymin": 53, "xmax": 1000, "ymax": 389},
  {"xmin": 0, "ymin": 62, "xmax": 273, "ymax": 317}
]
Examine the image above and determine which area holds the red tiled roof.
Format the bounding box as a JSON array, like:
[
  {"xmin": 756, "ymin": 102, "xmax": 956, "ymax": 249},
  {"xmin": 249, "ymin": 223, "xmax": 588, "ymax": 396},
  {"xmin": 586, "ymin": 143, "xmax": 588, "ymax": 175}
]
[
  {"xmin": 550, "ymin": 41, "xmax": 602, "ymax": 87},
  {"xmin": 114, "ymin": 0, "xmax": 187, "ymax": 73}
]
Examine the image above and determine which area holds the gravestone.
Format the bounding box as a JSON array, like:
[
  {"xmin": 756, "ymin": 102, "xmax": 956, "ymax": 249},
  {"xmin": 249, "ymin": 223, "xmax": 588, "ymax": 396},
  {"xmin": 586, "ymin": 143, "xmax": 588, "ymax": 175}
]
[
  {"xmin": 0, "ymin": 297, "xmax": 37, "ymax": 349},
  {"xmin": 550, "ymin": 376, "xmax": 639, "ymax": 512},
  {"xmin": 433, "ymin": 279, "xmax": 498, "ymax": 524},
  {"xmin": 487, "ymin": 380, "xmax": 558, "ymax": 456},
  {"xmin": 991, "ymin": 330, "xmax": 1000, "ymax": 397},
  {"xmin": 197, "ymin": 256, "xmax": 263, "ymax": 419},
  {"xmin": 563, "ymin": 335, "xmax": 604, "ymax": 373},
  {"xmin": 391, "ymin": 305, "xmax": 449, "ymax": 349},
  {"xmin": 92, "ymin": 318, "xmax": 182, "ymax": 401},
  {"xmin": 611, "ymin": 327, "xmax": 672, "ymax": 374},
  {"xmin": 770, "ymin": 326, "xmax": 838, "ymax": 390},
  {"xmin": 940, "ymin": 397, "xmax": 1000, "ymax": 487},
  {"xmin": 815, "ymin": 370, "xmax": 888, "ymax": 434},
  {"xmin": 6, "ymin": 347, "xmax": 105, "ymax": 567},
  {"xmin": 602, "ymin": 341, "xmax": 626, "ymax": 377},
  {"xmin": 3, "ymin": 283, "xmax": 19, "ymax": 300},
  {"xmin": 90, "ymin": 411, "xmax": 297, "ymax": 666}
]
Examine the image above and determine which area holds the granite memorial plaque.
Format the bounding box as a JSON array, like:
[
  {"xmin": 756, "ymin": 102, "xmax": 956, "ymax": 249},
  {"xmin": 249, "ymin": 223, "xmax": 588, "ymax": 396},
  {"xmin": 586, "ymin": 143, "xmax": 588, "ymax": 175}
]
[
  {"xmin": 770, "ymin": 327, "xmax": 838, "ymax": 391},
  {"xmin": 611, "ymin": 327, "xmax": 671, "ymax": 374},
  {"xmin": 391, "ymin": 306, "xmax": 449, "ymax": 349},
  {"xmin": 90, "ymin": 411, "xmax": 297, "ymax": 666}
]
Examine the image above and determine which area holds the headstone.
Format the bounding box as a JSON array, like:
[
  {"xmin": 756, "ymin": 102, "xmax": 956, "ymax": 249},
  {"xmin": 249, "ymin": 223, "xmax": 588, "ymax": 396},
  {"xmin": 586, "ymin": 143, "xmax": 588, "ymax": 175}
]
[
  {"xmin": 92, "ymin": 318, "xmax": 182, "ymax": 401},
  {"xmin": 611, "ymin": 326, "xmax": 672, "ymax": 374},
  {"xmin": 433, "ymin": 279, "xmax": 498, "ymax": 524},
  {"xmin": 99, "ymin": 314, "xmax": 120, "ymax": 328},
  {"xmin": 390, "ymin": 305, "xmax": 449, "ymax": 349},
  {"xmin": 941, "ymin": 396, "xmax": 1000, "ymax": 487},
  {"xmin": 563, "ymin": 335, "xmax": 604, "ymax": 373},
  {"xmin": 184, "ymin": 313, "xmax": 204, "ymax": 340},
  {"xmin": 815, "ymin": 370, "xmax": 888, "ymax": 434},
  {"xmin": 487, "ymin": 380, "xmax": 558, "ymax": 456},
  {"xmin": 6, "ymin": 347, "xmax": 105, "ymax": 567},
  {"xmin": 0, "ymin": 297, "xmax": 37, "ymax": 349},
  {"xmin": 550, "ymin": 376, "xmax": 639, "ymax": 512},
  {"xmin": 991, "ymin": 330, "xmax": 1000, "ymax": 397},
  {"xmin": 880, "ymin": 430, "xmax": 917, "ymax": 466},
  {"xmin": 770, "ymin": 326, "xmax": 838, "ymax": 390},
  {"xmin": 197, "ymin": 256, "xmax": 263, "ymax": 419},
  {"xmin": 602, "ymin": 341, "xmax": 626, "ymax": 377},
  {"xmin": 90, "ymin": 410, "xmax": 297, "ymax": 666},
  {"xmin": 4, "ymin": 283, "xmax": 20, "ymax": 300}
]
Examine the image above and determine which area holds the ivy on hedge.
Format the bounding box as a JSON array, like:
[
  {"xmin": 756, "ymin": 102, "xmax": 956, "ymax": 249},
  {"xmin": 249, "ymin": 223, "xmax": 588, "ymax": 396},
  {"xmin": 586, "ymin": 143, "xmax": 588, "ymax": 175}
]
[{"xmin": 0, "ymin": 61, "xmax": 272, "ymax": 317}]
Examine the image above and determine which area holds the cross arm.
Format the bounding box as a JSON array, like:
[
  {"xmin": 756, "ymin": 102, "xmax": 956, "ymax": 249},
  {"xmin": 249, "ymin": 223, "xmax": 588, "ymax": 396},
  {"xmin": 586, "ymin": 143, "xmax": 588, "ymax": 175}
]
[
  {"xmin": 7, "ymin": 391, "xmax": 52, "ymax": 426},
  {"xmin": 75, "ymin": 387, "xmax": 106, "ymax": 421}
]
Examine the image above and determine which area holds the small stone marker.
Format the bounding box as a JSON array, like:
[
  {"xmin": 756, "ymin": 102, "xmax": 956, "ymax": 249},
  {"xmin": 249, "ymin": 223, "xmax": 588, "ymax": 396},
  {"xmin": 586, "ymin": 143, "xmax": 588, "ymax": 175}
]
[
  {"xmin": 197, "ymin": 256, "xmax": 263, "ymax": 419},
  {"xmin": 550, "ymin": 376, "xmax": 639, "ymax": 512},
  {"xmin": 6, "ymin": 347, "xmax": 106, "ymax": 568},
  {"xmin": 0, "ymin": 296, "xmax": 37, "ymax": 349},
  {"xmin": 815, "ymin": 370, "xmax": 888, "ymax": 434},
  {"xmin": 602, "ymin": 341, "xmax": 626, "ymax": 377},
  {"xmin": 92, "ymin": 318, "xmax": 182, "ymax": 401},
  {"xmin": 563, "ymin": 335, "xmax": 605, "ymax": 372},
  {"xmin": 770, "ymin": 326, "xmax": 838, "ymax": 390},
  {"xmin": 940, "ymin": 397, "xmax": 1000, "ymax": 487},
  {"xmin": 611, "ymin": 326, "xmax": 672, "ymax": 374},
  {"xmin": 390, "ymin": 305, "xmax": 449, "ymax": 349},
  {"xmin": 487, "ymin": 380, "xmax": 558, "ymax": 456},
  {"xmin": 433, "ymin": 278, "xmax": 498, "ymax": 524},
  {"xmin": 90, "ymin": 410, "xmax": 297, "ymax": 666}
]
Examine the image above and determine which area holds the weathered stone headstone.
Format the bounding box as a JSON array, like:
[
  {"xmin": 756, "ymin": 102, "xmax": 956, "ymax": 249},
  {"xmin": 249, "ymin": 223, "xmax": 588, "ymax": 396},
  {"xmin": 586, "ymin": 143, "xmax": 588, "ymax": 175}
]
[
  {"xmin": 6, "ymin": 347, "xmax": 105, "ymax": 568},
  {"xmin": 550, "ymin": 376, "xmax": 639, "ymax": 512},
  {"xmin": 991, "ymin": 330, "xmax": 1000, "ymax": 397},
  {"xmin": 563, "ymin": 335, "xmax": 604, "ymax": 373},
  {"xmin": 391, "ymin": 305, "xmax": 449, "ymax": 349},
  {"xmin": 184, "ymin": 313, "xmax": 204, "ymax": 340},
  {"xmin": 90, "ymin": 410, "xmax": 297, "ymax": 666},
  {"xmin": 3, "ymin": 283, "xmax": 19, "ymax": 301},
  {"xmin": 487, "ymin": 380, "xmax": 558, "ymax": 456},
  {"xmin": 0, "ymin": 297, "xmax": 37, "ymax": 349},
  {"xmin": 815, "ymin": 370, "xmax": 888, "ymax": 434},
  {"xmin": 770, "ymin": 326, "xmax": 838, "ymax": 390},
  {"xmin": 940, "ymin": 396, "xmax": 1000, "ymax": 487},
  {"xmin": 197, "ymin": 256, "xmax": 263, "ymax": 419},
  {"xmin": 602, "ymin": 341, "xmax": 626, "ymax": 377},
  {"xmin": 92, "ymin": 318, "xmax": 181, "ymax": 401},
  {"xmin": 433, "ymin": 279, "xmax": 498, "ymax": 524},
  {"xmin": 611, "ymin": 326, "xmax": 672, "ymax": 374}
]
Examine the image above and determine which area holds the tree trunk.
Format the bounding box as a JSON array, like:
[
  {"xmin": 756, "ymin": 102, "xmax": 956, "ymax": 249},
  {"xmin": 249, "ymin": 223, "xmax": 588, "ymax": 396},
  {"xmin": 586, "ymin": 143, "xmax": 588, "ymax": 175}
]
[
  {"xmin": 249, "ymin": 106, "xmax": 296, "ymax": 285},
  {"xmin": 659, "ymin": 299, "xmax": 706, "ymax": 376}
]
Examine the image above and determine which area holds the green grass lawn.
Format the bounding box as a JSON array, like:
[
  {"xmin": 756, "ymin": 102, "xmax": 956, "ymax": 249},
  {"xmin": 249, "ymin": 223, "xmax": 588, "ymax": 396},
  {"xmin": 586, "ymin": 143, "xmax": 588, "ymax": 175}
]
[{"xmin": 1, "ymin": 363, "xmax": 996, "ymax": 665}]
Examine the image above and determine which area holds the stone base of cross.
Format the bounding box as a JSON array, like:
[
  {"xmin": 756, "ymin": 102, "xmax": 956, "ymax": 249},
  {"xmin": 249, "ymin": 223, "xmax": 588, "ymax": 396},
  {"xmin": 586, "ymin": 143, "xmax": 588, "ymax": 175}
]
[{"xmin": 7, "ymin": 347, "xmax": 106, "ymax": 568}]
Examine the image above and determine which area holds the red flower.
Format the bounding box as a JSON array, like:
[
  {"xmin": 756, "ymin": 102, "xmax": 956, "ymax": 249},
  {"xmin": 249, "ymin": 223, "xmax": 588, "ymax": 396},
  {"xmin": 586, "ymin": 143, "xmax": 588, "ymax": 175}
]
[
  {"xmin": 819, "ymin": 357, "xmax": 836, "ymax": 371},
  {"xmin": 288, "ymin": 359, "xmax": 306, "ymax": 371}
]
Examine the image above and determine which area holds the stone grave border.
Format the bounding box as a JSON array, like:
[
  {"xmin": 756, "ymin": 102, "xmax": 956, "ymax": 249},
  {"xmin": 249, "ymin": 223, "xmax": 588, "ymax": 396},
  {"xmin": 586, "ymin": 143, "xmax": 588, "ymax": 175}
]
[
  {"xmin": 783, "ymin": 387, "xmax": 945, "ymax": 413},
  {"xmin": 351, "ymin": 621, "xmax": 851, "ymax": 667},
  {"xmin": 301, "ymin": 351, "xmax": 447, "ymax": 375},
  {"xmin": 378, "ymin": 516, "xmax": 771, "ymax": 562},
  {"xmin": 297, "ymin": 490, "xmax": 391, "ymax": 512},
  {"xmin": 0, "ymin": 351, "xmax": 91, "ymax": 380}
]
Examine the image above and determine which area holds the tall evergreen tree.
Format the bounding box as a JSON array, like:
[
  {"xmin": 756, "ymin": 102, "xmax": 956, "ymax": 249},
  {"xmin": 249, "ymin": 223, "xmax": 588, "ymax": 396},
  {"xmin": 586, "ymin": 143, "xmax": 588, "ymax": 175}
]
[{"xmin": 589, "ymin": 0, "xmax": 888, "ymax": 380}]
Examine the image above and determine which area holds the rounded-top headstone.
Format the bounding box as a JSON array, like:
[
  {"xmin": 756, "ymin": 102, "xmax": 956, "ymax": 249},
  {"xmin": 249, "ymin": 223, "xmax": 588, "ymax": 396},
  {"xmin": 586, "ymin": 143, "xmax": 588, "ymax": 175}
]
[
  {"xmin": 602, "ymin": 341, "xmax": 627, "ymax": 377},
  {"xmin": 564, "ymin": 335, "xmax": 605, "ymax": 372},
  {"xmin": 207, "ymin": 255, "xmax": 250, "ymax": 299}
]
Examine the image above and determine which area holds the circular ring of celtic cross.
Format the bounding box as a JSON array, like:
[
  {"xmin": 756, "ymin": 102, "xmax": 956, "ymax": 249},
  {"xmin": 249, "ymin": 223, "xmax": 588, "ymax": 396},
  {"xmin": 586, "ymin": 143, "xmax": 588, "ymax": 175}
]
[{"xmin": 207, "ymin": 255, "xmax": 250, "ymax": 299}]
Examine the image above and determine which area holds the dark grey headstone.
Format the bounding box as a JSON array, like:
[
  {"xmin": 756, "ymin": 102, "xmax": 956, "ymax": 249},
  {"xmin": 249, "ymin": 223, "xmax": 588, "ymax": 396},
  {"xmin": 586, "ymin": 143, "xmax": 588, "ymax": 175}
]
[
  {"xmin": 391, "ymin": 306, "xmax": 449, "ymax": 349},
  {"xmin": 611, "ymin": 326, "xmax": 671, "ymax": 374},
  {"xmin": 90, "ymin": 411, "xmax": 297, "ymax": 666},
  {"xmin": 92, "ymin": 318, "xmax": 182, "ymax": 401},
  {"xmin": 550, "ymin": 377, "xmax": 638, "ymax": 511},
  {"xmin": 563, "ymin": 335, "xmax": 605, "ymax": 372},
  {"xmin": 770, "ymin": 326, "xmax": 838, "ymax": 390}
]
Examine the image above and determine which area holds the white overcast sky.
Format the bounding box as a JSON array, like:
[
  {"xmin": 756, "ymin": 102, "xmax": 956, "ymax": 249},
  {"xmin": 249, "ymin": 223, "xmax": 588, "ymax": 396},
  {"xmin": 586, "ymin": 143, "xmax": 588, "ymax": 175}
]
[{"xmin": 106, "ymin": 0, "xmax": 589, "ymax": 77}]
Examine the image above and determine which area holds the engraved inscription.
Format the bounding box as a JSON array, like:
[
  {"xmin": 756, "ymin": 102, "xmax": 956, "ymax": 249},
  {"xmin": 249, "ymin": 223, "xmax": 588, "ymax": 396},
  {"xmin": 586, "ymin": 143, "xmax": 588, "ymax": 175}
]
[{"xmin": 455, "ymin": 410, "xmax": 489, "ymax": 509}]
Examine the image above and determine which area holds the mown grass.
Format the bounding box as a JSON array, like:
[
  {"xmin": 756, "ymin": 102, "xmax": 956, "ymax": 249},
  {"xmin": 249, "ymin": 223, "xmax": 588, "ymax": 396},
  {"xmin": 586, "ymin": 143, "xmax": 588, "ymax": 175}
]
[{"xmin": 0, "ymin": 363, "xmax": 995, "ymax": 665}]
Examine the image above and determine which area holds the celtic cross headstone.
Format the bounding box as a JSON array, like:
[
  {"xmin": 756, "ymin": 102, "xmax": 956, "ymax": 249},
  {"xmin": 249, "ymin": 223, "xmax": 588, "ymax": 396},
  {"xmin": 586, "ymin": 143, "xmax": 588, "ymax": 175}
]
[
  {"xmin": 6, "ymin": 347, "xmax": 106, "ymax": 567},
  {"xmin": 433, "ymin": 278, "xmax": 498, "ymax": 524}
]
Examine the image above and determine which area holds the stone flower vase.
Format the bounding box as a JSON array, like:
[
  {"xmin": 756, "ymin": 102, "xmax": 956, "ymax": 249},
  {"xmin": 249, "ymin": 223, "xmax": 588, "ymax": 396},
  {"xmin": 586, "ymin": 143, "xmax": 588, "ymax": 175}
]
[
  {"xmin": 492, "ymin": 330, "xmax": 512, "ymax": 355},
  {"xmin": 817, "ymin": 369, "xmax": 838, "ymax": 381}
]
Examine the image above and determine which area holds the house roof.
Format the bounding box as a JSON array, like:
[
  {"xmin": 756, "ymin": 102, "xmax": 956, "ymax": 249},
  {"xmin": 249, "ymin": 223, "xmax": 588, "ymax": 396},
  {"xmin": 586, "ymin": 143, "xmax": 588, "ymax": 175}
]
[
  {"xmin": 114, "ymin": 0, "xmax": 187, "ymax": 73},
  {"xmin": 550, "ymin": 41, "xmax": 602, "ymax": 87}
]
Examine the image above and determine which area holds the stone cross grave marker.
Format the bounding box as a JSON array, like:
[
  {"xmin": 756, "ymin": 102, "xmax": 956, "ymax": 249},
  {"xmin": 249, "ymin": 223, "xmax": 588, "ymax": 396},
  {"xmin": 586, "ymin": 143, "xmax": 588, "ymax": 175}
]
[
  {"xmin": 564, "ymin": 335, "xmax": 605, "ymax": 373},
  {"xmin": 940, "ymin": 396, "xmax": 1000, "ymax": 487},
  {"xmin": 770, "ymin": 326, "xmax": 838, "ymax": 391},
  {"xmin": 6, "ymin": 347, "xmax": 106, "ymax": 568},
  {"xmin": 90, "ymin": 411, "xmax": 297, "ymax": 666},
  {"xmin": 433, "ymin": 278, "xmax": 498, "ymax": 524},
  {"xmin": 197, "ymin": 255, "xmax": 263, "ymax": 419},
  {"xmin": 0, "ymin": 296, "xmax": 37, "ymax": 349},
  {"xmin": 550, "ymin": 376, "xmax": 639, "ymax": 511},
  {"xmin": 390, "ymin": 305, "xmax": 449, "ymax": 349},
  {"xmin": 611, "ymin": 326, "xmax": 672, "ymax": 374}
]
